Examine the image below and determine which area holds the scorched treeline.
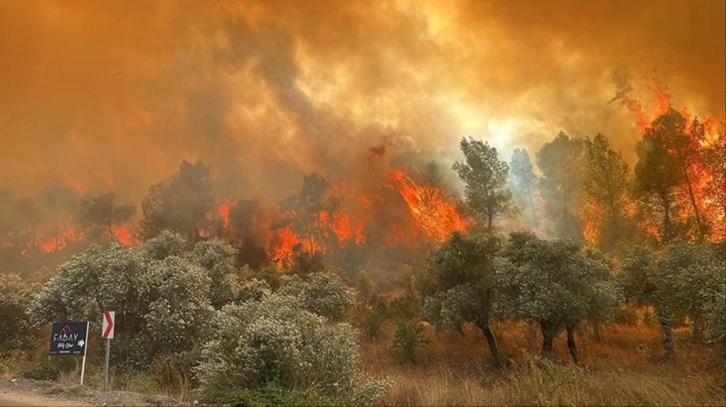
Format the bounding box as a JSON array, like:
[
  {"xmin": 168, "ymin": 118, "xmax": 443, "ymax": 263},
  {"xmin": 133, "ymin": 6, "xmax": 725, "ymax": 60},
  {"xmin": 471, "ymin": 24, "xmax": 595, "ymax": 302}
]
[{"xmin": 1, "ymin": 107, "xmax": 723, "ymax": 276}]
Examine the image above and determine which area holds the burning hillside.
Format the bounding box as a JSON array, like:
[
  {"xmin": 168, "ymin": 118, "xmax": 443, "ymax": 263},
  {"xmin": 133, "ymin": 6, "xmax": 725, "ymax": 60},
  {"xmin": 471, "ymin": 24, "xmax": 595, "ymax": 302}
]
[{"xmin": 0, "ymin": 1, "xmax": 724, "ymax": 275}]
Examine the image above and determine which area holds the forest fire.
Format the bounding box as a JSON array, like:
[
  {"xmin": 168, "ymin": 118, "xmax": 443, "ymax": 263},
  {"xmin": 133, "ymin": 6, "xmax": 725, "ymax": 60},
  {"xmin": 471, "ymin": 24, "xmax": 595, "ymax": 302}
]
[
  {"xmin": 264, "ymin": 167, "xmax": 467, "ymax": 261},
  {"xmin": 386, "ymin": 170, "xmax": 467, "ymax": 241},
  {"xmin": 39, "ymin": 226, "xmax": 84, "ymax": 253},
  {"xmin": 218, "ymin": 198, "xmax": 236, "ymax": 231},
  {"xmin": 0, "ymin": 0, "xmax": 723, "ymax": 277},
  {"xmin": 111, "ymin": 225, "xmax": 134, "ymax": 246}
]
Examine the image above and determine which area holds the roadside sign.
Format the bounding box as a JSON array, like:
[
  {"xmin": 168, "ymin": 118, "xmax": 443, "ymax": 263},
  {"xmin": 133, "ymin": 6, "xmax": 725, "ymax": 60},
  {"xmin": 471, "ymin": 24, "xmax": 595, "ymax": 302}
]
[
  {"xmin": 102, "ymin": 311, "xmax": 115, "ymax": 339},
  {"xmin": 49, "ymin": 321, "xmax": 89, "ymax": 356}
]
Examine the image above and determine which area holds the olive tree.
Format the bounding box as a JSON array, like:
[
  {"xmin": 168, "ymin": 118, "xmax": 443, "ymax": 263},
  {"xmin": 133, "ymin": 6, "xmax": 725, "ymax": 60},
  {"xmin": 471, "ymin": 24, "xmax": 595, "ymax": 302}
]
[
  {"xmin": 494, "ymin": 232, "xmax": 619, "ymax": 363},
  {"xmin": 620, "ymin": 241, "xmax": 725, "ymax": 358},
  {"xmin": 0, "ymin": 274, "xmax": 35, "ymax": 354},
  {"xmin": 30, "ymin": 233, "xmax": 235, "ymax": 370},
  {"xmin": 422, "ymin": 232, "xmax": 502, "ymax": 366}
]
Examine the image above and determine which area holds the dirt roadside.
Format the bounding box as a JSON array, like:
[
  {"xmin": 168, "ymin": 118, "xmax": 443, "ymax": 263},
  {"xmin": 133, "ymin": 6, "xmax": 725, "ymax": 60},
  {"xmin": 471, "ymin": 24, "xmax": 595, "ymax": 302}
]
[
  {"xmin": 0, "ymin": 378, "xmax": 188, "ymax": 407},
  {"xmin": 0, "ymin": 389, "xmax": 91, "ymax": 406}
]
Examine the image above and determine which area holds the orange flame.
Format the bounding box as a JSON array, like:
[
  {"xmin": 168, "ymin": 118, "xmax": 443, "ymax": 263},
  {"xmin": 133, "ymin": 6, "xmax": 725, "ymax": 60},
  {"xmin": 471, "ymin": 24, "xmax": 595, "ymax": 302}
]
[
  {"xmin": 111, "ymin": 225, "xmax": 134, "ymax": 246},
  {"xmin": 386, "ymin": 169, "xmax": 467, "ymax": 241},
  {"xmin": 217, "ymin": 198, "xmax": 237, "ymax": 230},
  {"xmin": 40, "ymin": 225, "xmax": 84, "ymax": 253}
]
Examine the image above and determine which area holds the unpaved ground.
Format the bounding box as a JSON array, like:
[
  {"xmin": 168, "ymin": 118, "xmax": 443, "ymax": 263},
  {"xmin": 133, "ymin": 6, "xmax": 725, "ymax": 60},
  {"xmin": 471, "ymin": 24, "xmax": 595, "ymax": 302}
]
[
  {"xmin": 0, "ymin": 390, "xmax": 91, "ymax": 406},
  {"xmin": 0, "ymin": 378, "xmax": 186, "ymax": 406}
]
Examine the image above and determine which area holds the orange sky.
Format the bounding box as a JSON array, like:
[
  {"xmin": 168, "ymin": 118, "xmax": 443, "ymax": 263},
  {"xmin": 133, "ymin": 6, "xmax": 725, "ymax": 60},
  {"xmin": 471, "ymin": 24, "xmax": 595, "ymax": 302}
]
[{"xmin": 1, "ymin": 0, "xmax": 724, "ymax": 204}]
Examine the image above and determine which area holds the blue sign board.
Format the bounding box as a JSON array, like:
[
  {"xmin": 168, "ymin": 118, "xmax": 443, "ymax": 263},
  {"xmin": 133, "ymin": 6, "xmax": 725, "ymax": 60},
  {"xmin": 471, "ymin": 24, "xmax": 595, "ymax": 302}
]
[{"xmin": 49, "ymin": 321, "xmax": 89, "ymax": 356}]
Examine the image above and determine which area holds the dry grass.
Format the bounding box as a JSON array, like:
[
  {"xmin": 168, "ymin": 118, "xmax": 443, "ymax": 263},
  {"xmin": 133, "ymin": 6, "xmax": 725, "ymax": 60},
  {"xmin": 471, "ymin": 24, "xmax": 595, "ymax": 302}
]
[{"xmin": 362, "ymin": 320, "xmax": 726, "ymax": 406}]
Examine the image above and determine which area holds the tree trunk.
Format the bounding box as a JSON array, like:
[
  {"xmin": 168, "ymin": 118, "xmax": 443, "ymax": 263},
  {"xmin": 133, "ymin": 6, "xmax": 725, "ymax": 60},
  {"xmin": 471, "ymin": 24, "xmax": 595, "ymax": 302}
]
[
  {"xmin": 566, "ymin": 324, "xmax": 579, "ymax": 364},
  {"xmin": 682, "ymin": 167, "xmax": 705, "ymax": 241},
  {"xmin": 541, "ymin": 322, "xmax": 555, "ymax": 358},
  {"xmin": 659, "ymin": 314, "xmax": 675, "ymax": 359},
  {"xmin": 477, "ymin": 321, "xmax": 500, "ymax": 367}
]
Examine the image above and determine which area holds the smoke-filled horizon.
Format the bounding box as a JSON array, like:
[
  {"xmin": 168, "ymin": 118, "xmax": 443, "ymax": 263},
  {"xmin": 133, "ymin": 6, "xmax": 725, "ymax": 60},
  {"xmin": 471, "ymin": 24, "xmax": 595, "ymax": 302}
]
[{"xmin": 1, "ymin": 0, "xmax": 724, "ymax": 205}]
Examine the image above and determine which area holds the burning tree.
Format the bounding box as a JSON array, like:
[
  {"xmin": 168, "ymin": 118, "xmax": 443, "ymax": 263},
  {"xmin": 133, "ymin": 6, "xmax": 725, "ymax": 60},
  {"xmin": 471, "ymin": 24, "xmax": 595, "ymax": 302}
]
[
  {"xmin": 77, "ymin": 192, "xmax": 135, "ymax": 245},
  {"xmin": 633, "ymin": 109, "xmax": 719, "ymax": 244},
  {"xmin": 582, "ymin": 133, "xmax": 635, "ymax": 251},
  {"xmin": 278, "ymin": 172, "xmax": 332, "ymax": 255}
]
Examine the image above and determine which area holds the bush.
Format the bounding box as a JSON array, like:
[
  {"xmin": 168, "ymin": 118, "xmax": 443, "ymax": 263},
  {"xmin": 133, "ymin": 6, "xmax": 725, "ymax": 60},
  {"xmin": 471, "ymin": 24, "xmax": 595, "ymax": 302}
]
[
  {"xmin": 278, "ymin": 272, "xmax": 357, "ymax": 320},
  {"xmin": 361, "ymin": 304, "xmax": 387, "ymax": 341},
  {"xmin": 197, "ymin": 293, "xmax": 355, "ymax": 395},
  {"xmin": 387, "ymin": 295, "xmax": 420, "ymax": 319},
  {"xmin": 392, "ymin": 321, "xmax": 429, "ymax": 364},
  {"xmin": 21, "ymin": 359, "xmax": 61, "ymax": 381},
  {"xmin": 0, "ymin": 274, "xmax": 34, "ymax": 355},
  {"xmin": 196, "ymin": 292, "xmax": 388, "ymax": 406}
]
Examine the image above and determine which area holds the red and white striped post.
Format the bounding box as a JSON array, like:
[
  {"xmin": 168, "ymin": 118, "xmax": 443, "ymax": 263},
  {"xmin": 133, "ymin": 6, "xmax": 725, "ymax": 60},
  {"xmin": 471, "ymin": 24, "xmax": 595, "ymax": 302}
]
[{"xmin": 102, "ymin": 311, "xmax": 115, "ymax": 391}]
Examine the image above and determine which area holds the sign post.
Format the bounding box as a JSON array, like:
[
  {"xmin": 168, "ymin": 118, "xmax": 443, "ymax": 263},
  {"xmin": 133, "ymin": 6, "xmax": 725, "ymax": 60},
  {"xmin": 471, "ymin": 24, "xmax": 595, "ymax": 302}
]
[
  {"xmin": 49, "ymin": 321, "xmax": 89, "ymax": 385},
  {"xmin": 102, "ymin": 311, "xmax": 115, "ymax": 391}
]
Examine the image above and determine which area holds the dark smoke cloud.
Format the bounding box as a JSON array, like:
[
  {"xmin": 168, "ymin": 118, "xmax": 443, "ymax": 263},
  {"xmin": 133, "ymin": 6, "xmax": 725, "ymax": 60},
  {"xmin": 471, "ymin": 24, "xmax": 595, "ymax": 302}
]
[{"xmin": 0, "ymin": 0, "xmax": 723, "ymax": 205}]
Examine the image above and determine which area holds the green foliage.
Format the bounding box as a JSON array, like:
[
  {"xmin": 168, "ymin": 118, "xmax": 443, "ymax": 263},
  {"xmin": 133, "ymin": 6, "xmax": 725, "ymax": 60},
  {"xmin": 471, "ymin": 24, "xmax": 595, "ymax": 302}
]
[
  {"xmin": 392, "ymin": 321, "xmax": 429, "ymax": 364},
  {"xmin": 144, "ymin": 255, "xmax": 214, "ymax": 353},
  {"xmin": 191, "ymin": 240, "xmax": 239, "ymax": 308},
  {"xmin": 452, "ymin": 137, "xmax": 512, "ymax": 229},
  {"xmin": 509, "ymin": 148, "xmax": 540, "ymax": 229},
  {"xmin": 278, "ymin": 272, "xmax": 357, "ymax": 320},
  {"xmin": 583, "ymin": 133, "xmax": 635, "ymax": 251},
  {"xmin": 21, "ymin": 359, "xmax": 61, "ymax": 381},
  {"xmin": 29, "ymin": 233, "xmax": 242, "ymax": 371},
  {"xmin": 361, "ymin": 304, "xmax": 387, "ymax": 341},
  {"xmin": 633, "ymin": 109, "xmax": 705, "ymax": 243},
  {"xmin": 0, "ymin": 274, "xmax": 34, "ymax": 354},
  {"xmin": 620, "ymin": 241, "xmax": 726, "ymax": 356},
  {"xmin": 424, "ymin": 232, "xmax": 501, "ymax": 363},
  {"xmin": 495, "ymin": 232, "xmax": 619, "ymax": 342},
  {"xmin": 139, "ymin": 160, "xmax": 214, "ymax": 243},
  {"xmin": 536, "ymin": 132, "xmax": 586, "ymax": 240},
  {"xmin": 77, "ymin": 192, "xmax": 135, "ymax": 243},
  {"xmin": 195, "ymin": 291, "xmax": 386, "ymax": 402},
  {"xmin": 705, "ymin": 286, "xmax": 726, "ymax": 348},
  {"xmin": 386, "ymin": 295, "xmax": 420, "ymax": 319},
  {"xmin": 424, "ymin": 232, "xmax": 500, "ymax": 325}
]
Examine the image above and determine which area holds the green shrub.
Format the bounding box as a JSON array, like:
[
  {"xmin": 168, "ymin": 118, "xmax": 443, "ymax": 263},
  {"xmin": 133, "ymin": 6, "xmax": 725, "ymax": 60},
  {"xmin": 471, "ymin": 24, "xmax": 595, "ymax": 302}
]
[
  {"xmin": 361, "ymin": 304, "xmax": 387, "ymax": 341},
  {"xmin": 196, "ymin": 291, "xmax": 389, "ymax": 406},
  {"xmin": 392, "ymin": 321, "xmax": 429, "ymax": 364},
  {"xmin": 21, "ymin": 359, "xmax": 61, "ymax": 381},
  {"xmin": 387, "ymin": 295, "xmax": 420, "ymax": 319},
  {"xmin": 278, "ymin": 272, "xmax": 357, "ymax": 320},
  {"xmin": 0, "ymin": 274, "xmax": 35, "ymax": 355}
]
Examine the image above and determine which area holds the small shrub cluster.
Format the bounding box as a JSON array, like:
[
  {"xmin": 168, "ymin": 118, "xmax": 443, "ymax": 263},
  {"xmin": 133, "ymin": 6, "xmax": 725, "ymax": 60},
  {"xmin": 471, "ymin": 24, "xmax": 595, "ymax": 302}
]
[
  {"xmin": 196, "ymin": 288, "xmax": 388, "ymax": 405},
  {"xmin": 393, "ymin": 321, "xmax": 430, "ymax": 364}
]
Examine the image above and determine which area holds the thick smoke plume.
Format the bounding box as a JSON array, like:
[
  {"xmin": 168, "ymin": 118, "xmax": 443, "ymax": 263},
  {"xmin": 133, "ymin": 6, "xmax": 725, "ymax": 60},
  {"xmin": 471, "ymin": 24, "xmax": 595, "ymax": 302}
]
[{"xmin": 1, "ymin": 0, "xmax": 724, "ymax": 206}]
